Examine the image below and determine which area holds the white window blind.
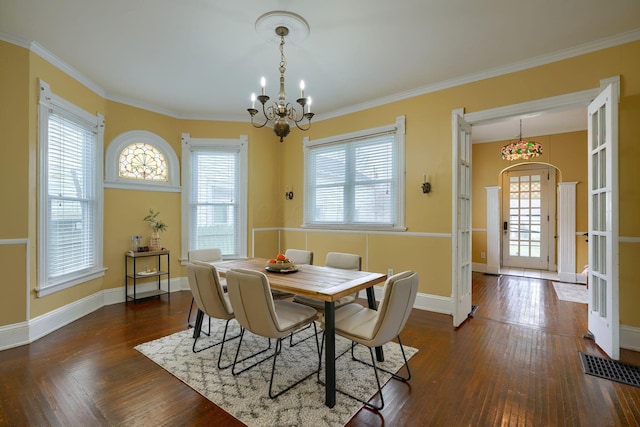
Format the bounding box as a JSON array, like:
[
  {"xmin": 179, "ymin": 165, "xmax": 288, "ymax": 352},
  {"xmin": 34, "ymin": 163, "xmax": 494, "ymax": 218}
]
[
  {"xmin": 304, "ymin": 116, "xmax": 405, "ymax": 230},
  {"xmin": 47, "ymin": 110, "xmax": 97, "ymax": 277},
  {"xmin": 38, "ymin": 79, "xmax": 104, "ymax": 296},
  {"xmin": 182, "ymin": 134, "xmax": 248, "ymax": 260}
]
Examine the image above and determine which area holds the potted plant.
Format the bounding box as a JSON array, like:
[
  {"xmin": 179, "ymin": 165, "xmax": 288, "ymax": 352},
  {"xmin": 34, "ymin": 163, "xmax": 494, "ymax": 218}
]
[{"xmin": 143, "ymin": 209, "xmax": 167, "ymax": 250}]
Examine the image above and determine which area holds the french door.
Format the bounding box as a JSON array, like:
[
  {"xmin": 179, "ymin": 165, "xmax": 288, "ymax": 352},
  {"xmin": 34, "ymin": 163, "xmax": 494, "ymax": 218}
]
[
  {"xmin": 501, "ymin": 166, "xmax": 554, "ymax": 270},
  {"xmin": 452, "ymin": 110, "xmax": 473, "ymax": 327},
  {"xmin": 587, "ymin": 82, "xmax": 619, "ymax": 359}
]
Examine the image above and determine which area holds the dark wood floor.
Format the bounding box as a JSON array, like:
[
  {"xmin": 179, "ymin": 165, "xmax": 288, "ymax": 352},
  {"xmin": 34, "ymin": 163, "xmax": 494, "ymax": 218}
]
[{"xmin": 1, "ymin": 273, "xmax": 640, "ymax": 426}]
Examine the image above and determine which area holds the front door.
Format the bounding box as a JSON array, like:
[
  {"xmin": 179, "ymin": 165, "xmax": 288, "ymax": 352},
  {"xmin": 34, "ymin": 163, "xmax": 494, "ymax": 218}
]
[
  {"xmin": 502, "ymin": 166, "xmax": 554, "ymax": 270},
  {"xmin": 587, "ymin": 82, "xmax": 619, "ymax": 359}
]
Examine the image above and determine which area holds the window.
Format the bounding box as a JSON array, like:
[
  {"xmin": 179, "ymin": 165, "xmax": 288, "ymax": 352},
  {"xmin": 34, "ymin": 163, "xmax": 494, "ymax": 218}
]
[
  {"xmin": 104, "ymin": 130, "xmax": 180, "ymax": 192},
  {"xmin": 181, "ymin": 134, "xmax": 248, "ymax": 260},
  {"xmin": 303, "ymin": 116, "xmax": 406, "ymax": 230},
  {"xmin": 37, "ymin": 79, "xmax": 105, "ymax": 296},
  {"xmin": 119, "ymin": 142, "xmax": 168, "ymax": 181}
]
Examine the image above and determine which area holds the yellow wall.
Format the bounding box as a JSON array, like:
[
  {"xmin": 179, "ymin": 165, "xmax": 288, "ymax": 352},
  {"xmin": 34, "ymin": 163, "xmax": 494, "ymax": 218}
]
[
  {"xmin": 471, "ymin": 131, "xmax": 589, "ymax": 271},
  {"xmin": 1, "ymin": 38, "xmax": 639, "ymax": 331}
]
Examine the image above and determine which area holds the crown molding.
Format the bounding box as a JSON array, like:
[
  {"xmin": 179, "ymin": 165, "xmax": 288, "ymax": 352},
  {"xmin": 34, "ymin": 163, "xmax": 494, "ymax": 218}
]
[
  {"xmin": 318, "ymin": 28, "xmax": 640, "ymax": 122},
  {"xmin": 2, "ymin": 28, "xmax": 639, "ymax": 122}
]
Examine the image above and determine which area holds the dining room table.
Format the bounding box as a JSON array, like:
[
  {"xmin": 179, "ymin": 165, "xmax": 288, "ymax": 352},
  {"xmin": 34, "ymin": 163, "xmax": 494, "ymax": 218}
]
[{"xmin": 191, "ymin": 257, "xmax": 387, "ymax": 408}]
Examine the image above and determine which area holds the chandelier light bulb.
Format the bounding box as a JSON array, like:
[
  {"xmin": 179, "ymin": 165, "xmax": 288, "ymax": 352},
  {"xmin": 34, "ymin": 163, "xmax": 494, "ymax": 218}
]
[
  {"xmin": 260, "ymin": 77, "xmax": 266, "ymax": 95},
  {"xmin": 300, "ymin": 80, "xmax": 305, "ymax": 98},
  {"xmin": 307, "ymin": 96, "xmax": 312, "ymax": 113},
  {"xmin": 251, "ymin": 93, "xmax": 256, "ymax": 109}
]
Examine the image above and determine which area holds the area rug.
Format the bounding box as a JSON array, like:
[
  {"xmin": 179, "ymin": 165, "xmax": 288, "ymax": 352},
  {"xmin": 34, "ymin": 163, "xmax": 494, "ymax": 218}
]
[
  {"xmin": 135, "ymin": 317, "xmax": 418, "ymax": 426},
  {"xmin": 552, "ymin": 281, "xmax": 588, "ymax": 304}
]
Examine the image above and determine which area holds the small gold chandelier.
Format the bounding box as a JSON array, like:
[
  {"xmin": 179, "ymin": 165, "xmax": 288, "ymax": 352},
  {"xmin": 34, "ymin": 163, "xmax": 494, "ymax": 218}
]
[
  {"xmin": 248, "ymin": 19, "xmax": 313, "ymax": 143},
  {"xmin": 501, "ymin": 120, "xmax": 543, "ymax": 161}
]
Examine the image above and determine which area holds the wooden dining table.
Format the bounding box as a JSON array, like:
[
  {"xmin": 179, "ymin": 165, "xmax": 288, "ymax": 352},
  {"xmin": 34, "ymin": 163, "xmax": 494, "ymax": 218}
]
[{"xmin": 192, "ymin": 257, "xmax": 387, "ymax": 408}]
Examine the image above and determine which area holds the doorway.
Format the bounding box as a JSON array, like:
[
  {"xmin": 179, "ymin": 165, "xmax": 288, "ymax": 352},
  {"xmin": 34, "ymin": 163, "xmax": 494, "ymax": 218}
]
[{"xmin": 501, "ymin": 165, "xmax": 556, "ymax": 271}]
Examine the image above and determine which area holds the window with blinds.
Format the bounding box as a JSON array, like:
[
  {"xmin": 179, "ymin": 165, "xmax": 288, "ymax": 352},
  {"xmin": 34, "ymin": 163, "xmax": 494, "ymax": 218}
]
[
  {"xmin": 182, "ymin": 135, "xmax": 248, "ymax": 259},
  {"xmin": 38, "ymin": 79, "xmax": 104, "ymax": 296},
  {"xmin": 303, "ymin": 116, "xmax": 405, "ymax": 230}
]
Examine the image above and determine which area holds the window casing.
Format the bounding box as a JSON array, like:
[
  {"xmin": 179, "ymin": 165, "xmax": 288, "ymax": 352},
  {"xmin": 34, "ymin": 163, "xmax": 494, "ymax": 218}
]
[
  {"xmin": 181, "ymin": 134, "xmax": 248, "ymax": 260},
  {"xmin": 37, "ymin": 79, "xmax": 105, "ymax": 296},
  {"xmin": 303, "ymin": 116, "xmax": 406, "ymax": 230}
]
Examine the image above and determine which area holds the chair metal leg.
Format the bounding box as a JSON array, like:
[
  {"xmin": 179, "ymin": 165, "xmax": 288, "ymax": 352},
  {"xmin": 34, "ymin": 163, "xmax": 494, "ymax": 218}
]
[
  {"xmin": 188, "ymin": 298, "xmax": 211, "ymax": 335},
  {"xmin": 269, "ymin": 322, "xmax": 320, "ymax": 399},
  {"xmin": 350, "ymin": 335, "xmax": 412, "ymax": 382},
  {"xmin": 191, "ymin": 318, "xmax": 240, "ymax": 358},
  {"xmin": 289, "ymin": 321, "xmax": 319, "ymax": 347},
  {"xmin": 318, "ymin": 335, "xmax": 411, "ymax": 411},
  {"xmin": 231, "ymin": 328, "xmax": 274, "ymax": 376}
]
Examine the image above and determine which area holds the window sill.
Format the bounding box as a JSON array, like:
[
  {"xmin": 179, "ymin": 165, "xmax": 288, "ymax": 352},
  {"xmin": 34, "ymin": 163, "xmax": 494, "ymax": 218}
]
[
  {"xmin": 104, "ymin": 180, "xmax": 181, "ymax": 193},
  {"xmin": 37, "ymin": 267, "xmax": 107, "ymax": 297}
]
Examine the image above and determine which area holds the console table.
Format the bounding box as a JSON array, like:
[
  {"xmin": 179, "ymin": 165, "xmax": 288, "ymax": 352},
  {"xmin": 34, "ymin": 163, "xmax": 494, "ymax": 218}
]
[{"xmin": 125, "ymin": 250, "xmax": 170, "ymax": 302}]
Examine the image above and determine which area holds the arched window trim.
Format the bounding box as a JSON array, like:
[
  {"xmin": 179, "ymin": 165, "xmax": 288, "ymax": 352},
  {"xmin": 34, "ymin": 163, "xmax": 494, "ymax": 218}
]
[{"xmin": 105, "ymin": 130, "xmax": 181, "ymax": 192}]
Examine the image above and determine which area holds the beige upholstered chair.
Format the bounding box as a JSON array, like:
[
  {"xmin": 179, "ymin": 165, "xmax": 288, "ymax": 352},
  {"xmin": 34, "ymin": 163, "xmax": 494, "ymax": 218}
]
[
  {"xmin": 187, "ymin": 248, "xmax": 225, "ymax": 327},
  {"xmin": 284, "ymin": 249, "xmax": 314, "ymax": 265},
  {"xmin": 226, "ymin": 268, "xmax": 320, "ymax": 399},
  {"xmin": 293, "ymin": 252, "xmax": 361, "ymax": 309},
  {"xmin": 289, "ymin": 252, "xmax": 361, "ymax": 346},
  {"xmin": 322, "ymin": 270, "xmax": 419, "ymax": 410},
  {"xmin": 186, "ymin": 262, "xmax": 239, "ymax": 369}
]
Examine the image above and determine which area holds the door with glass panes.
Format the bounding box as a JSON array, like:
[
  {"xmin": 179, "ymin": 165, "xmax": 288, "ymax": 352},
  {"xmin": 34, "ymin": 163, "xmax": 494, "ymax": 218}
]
[{"xmin": 502, "ymin": 166, "xmax": 554, "ymax": 270}]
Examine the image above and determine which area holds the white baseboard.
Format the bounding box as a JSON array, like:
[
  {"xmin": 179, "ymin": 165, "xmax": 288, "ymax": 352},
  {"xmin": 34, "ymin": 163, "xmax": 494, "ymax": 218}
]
[
  {"xmin": 472, "ymin": 262, "xmax": 487, "ymax": 273},
  {"xmin": 558, "ymin": 272, "xmax": 578, "ymax": 283},
  {"xmin": 5, "ymin": 274, "xmax": 637, "ymax": 354},
  {"xmin": 0, "ymin": 276, "xmax": 191, "ymax": 351},
  {"xmin": 621, "ymin": 325, "xmax": 640, "ymax": 352},
  {"xmin": 372, "ymin": 286, "xmax": 452, "ymax": 315}
]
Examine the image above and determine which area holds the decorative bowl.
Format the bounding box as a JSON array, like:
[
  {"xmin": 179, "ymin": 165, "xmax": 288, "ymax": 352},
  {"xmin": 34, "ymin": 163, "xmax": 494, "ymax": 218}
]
[{"xmin": 266, "ymin": 260, "xmax": 293, "ymax": 271}]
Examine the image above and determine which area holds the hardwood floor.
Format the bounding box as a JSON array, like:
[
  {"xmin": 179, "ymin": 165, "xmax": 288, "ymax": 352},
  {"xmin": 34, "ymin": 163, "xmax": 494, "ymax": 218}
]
[{"xmin": 1, "ymin": 273, "xmax": 639, "ymax": 426}]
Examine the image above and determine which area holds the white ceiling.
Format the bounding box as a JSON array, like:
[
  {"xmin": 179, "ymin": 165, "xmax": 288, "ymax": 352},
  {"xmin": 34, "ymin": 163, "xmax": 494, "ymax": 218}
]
[{"xmin": 1, "ymin": 1, "xmax": 639, "ymax": 140}]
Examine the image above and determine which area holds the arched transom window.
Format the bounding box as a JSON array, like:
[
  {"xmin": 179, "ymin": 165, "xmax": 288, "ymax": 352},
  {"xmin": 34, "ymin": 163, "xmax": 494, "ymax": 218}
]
[
  {"xmin": 105, "ymin": 130, "xmax": 180, "ymax": 192},
  {"xmin": 119, "ymin": 142, "xmax": 168, "ymax": 181}
]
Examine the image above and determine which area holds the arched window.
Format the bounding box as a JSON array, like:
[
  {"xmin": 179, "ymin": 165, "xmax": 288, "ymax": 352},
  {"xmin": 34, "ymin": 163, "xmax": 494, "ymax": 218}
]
[
  {"xmin": 105, "ymin": 130, "xmax": 180, "ymax": 192},
  {"xmin": 119, "ymin": 142, "xmax": 168, "ymax": 181}
]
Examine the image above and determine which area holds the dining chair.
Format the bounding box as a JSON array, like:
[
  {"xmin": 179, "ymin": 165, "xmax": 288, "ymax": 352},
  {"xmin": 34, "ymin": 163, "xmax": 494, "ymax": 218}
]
[
  {"xmin": 187, "ymin": 248, "xmax": 224, "ymax": 328},
  {"xmin": 186, "ymin": 261, "xmax": 240, "ymax": 369},
  {"xmin": 293, "ymin": 252, "xmax": 361, "ymax": 308},
  {"xmin": 283, "ymin": 248, "xmax": 314, "ymax": 265},
  {"xmin": 269, "ymin": 249, "xmax": 314, "ymax": 300},
  {"xmin": 320, "ymin": 270, "xmax": 419, "ymax": 410},
  {"xmin": 289, "ymin": 252, "xmax": 361, "ymax": 346},
  {"xmin": 226, "ymin": 268, "xmax": 320, "ymax": 399}
]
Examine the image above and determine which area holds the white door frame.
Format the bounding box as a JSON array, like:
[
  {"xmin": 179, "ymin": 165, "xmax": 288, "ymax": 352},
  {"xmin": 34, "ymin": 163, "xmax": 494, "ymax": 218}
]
[{"xmin": 453, "ymin": 79, "xmax": 617, "ymax": 331}]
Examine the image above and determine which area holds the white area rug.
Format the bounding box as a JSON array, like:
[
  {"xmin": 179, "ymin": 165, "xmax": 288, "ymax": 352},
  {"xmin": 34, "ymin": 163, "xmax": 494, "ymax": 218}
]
[
  {"xmin": 135, "ymin": 317, "xmax": 418, "ymax": 426},
  {"xmin": 552, "ymin": 282, "xmax": 588, "ymax": 304}
]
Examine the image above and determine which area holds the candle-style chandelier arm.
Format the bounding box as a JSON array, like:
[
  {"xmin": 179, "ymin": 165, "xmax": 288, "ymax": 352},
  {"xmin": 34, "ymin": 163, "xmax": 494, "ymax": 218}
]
[{"xmin": 288, "ymin": 99, "xmax": 315, "ymax": 131}]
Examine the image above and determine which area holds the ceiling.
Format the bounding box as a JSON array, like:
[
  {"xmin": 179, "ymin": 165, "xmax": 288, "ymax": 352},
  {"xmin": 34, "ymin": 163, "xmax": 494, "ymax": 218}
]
[{"xmin": 1, "ymin": 1, "xmax": 639, "ymax": 140}]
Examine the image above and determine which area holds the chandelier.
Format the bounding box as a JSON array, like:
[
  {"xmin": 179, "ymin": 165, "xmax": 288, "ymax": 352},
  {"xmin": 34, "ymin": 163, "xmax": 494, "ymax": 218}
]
[
  {"xmin": 248, "ymin": 12, "xmax": 313, "ymax": 142},
  {"xmin": 501, "ymin": 120, "xmax": 543, "ymax": 161}
]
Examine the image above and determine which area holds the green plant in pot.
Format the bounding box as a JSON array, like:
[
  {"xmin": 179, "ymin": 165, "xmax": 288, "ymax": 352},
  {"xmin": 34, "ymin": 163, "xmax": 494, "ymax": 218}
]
[{"xmin": 143, "ymin": 209, "xmax": 167, "ymax": 251}]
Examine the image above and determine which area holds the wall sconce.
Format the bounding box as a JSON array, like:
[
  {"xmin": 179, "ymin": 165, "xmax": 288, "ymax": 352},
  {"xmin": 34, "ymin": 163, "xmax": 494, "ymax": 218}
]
[
  {"xmin": 285, "ymin": 185, "xmax": 294, "ymax": 200},
  {"xmin": 421, "ymin": 173, "xmax": 431, "ymax": 194}
]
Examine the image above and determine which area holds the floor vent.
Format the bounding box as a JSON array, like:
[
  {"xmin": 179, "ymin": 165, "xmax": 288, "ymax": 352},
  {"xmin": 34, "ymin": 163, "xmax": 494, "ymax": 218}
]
[{"xmin": 580, "ymin": 352, "xmax": 640, "ymax": 388}]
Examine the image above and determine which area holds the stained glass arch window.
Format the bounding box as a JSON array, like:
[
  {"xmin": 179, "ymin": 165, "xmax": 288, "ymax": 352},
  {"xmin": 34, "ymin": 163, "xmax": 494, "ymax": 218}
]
[{"xmin": 105, "ymin": 130, "xmax": 180, "ymax": 192}]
